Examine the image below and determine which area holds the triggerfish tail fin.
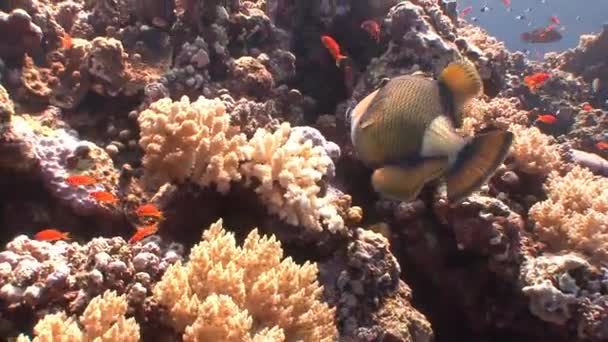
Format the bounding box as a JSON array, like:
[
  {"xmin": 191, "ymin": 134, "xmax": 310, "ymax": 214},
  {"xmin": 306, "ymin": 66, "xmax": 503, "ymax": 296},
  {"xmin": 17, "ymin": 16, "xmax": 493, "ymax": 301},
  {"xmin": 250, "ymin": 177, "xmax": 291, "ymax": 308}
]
[
  {"xmin": 446, "ymin": 130, "xmax": 514, "ymax": 203},
  {"xmin": 371, "ymin": 158, "xmax": 449, "ymax": 202},
  {"xmin": 438, "ymin": 59, "xmax": 483, "ymax": 108}
]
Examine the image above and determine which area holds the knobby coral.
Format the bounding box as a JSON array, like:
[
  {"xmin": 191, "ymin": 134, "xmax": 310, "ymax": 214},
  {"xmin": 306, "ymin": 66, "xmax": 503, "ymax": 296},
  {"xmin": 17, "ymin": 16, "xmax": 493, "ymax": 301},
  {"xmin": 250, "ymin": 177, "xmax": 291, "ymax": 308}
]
[
  {"xmin": 152, "ymin": 218, "xmax": 337, "ymax": 341},
  {"xmin": 17, "ymin": 290, "xmax": 140, "ymax": 342}
]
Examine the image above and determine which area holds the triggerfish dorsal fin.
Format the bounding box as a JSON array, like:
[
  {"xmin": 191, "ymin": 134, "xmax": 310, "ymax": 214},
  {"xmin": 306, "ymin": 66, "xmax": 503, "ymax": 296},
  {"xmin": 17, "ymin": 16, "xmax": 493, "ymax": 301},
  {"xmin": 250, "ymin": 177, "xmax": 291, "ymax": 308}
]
[
  {"xmin": 438, "ymin": 59, "xmax": 483, "ymax": 110},
  {"xmin": 446, "ymin": 130, "xmax": 514, "ymax": 203},
  {"xmin": 371, "ymin": 158, "xmax": 449, "ymax": 202}
]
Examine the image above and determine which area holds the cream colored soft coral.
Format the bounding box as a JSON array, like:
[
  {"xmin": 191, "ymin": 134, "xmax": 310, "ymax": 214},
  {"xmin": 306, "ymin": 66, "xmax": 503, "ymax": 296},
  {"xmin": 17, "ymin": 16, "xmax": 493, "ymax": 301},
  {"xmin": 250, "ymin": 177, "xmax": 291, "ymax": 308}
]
[
  {"xmin": 138, "ymin": 96, "xmax": 250, "ymax": 192},
  {"xmin": 460, "ymin": 96, "xmax": 529, "ymax": 135},
  {"xmin": 508, "ymin": 124, "xmax": 564, "ymax": 175},
  {"xmin": 17, "ymin": 290, "xmax": 140, "ymax": 342},
  {"xmin": 153, "ymin": 219, "xmax": 337, "ymax": 342},
  {"xmin": 240, "ymin": 123, "xmax": 344, "ymax": 232},
  {"xmin": 529, "ymin": 166, "xmax": 608, "ymax": 264}
]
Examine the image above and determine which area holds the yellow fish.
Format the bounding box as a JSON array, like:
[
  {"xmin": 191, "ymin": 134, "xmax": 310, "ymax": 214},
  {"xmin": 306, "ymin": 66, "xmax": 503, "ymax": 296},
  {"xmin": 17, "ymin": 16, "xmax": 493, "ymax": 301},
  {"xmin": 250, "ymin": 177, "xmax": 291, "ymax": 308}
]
[{"xmin": 350, "ymin": 59, "xmax": 513, "ymax": 203}]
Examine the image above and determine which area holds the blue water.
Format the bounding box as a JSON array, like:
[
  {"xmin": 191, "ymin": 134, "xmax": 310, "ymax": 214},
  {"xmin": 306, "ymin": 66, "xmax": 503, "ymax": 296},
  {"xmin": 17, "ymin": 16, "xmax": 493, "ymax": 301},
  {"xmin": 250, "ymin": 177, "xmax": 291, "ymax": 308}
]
[{"xmin": 458, "ymin": 0, "xmax": 608, "ymax": 56}]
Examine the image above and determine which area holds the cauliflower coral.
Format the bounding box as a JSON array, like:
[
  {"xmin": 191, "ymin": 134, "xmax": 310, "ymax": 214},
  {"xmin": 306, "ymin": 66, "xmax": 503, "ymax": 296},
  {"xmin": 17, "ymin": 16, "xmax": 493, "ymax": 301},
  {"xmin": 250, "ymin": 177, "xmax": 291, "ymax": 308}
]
[
  {"xmin": 138, "ymin": 95, "xmax": 249, "ymax": 192},
  {"xmin": 17, "ymin": 290, "xmax": 140, "ymax": 342},
  {"xmin": 152, "ymin": 218, "xmax": 337, "ymax": 341},
  {"xmin": 529, "ymin": 165, "xmax": 608, "ymax": 263},
  {"xmin": 138, "ymin": 96, "xmax": 345, "ymax": 233},
  {"xmin": 505, "ymin": 124, "xmax": 565, "ymax": 175}
]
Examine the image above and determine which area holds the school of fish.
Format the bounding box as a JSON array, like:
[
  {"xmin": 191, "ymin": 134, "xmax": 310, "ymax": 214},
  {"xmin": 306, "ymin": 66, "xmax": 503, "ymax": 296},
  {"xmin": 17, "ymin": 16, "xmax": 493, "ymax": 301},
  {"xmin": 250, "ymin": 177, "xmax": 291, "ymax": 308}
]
[{"xmin": 34, "ymin": 175, "xmax": 163, "ymax": 243}]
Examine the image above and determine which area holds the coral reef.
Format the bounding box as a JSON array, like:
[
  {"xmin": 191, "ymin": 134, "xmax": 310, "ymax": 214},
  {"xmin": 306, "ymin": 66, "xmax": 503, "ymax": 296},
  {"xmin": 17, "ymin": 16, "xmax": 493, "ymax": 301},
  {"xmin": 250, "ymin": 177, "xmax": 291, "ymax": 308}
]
[
  {"xmin": 558, "ymin": 24, "xmax": 608, "ymax": 102},
  {"xmin": 0, "ymin": 9, "xmax": 43, "ymax": 60},
  {"xmin": 0, "ymin": 0, "xmax": 607, "ymax": 341},
  {"xmin": 520, "ymin": 253, "xmax": 608, "ymax": 341},
  {"xmin": 6, "ymin": 111, "xmax": 120, "ymax": 215},
  {"xmin": 320, "ymin": 228, "xmax": 433, "ymax": 341},
  {"xmin": 0, "ymin": 234, "xmax": 183, "ymax": 317}
]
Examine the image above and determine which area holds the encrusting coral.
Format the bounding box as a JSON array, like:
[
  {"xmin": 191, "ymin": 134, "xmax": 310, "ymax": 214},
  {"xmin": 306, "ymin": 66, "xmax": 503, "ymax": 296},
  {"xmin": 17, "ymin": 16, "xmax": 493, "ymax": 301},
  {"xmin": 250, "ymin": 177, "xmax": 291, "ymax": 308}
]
[
  {"xmin": 16, "ymin": 290, "xmax": 140, "ymax": 342},
  {"xmin": 138, "ymin": 96, "xmax": 345, "ymax": 233},
  {"xmin": 152, "ymin": 218, "xmax": 337, "ymax": 341}
]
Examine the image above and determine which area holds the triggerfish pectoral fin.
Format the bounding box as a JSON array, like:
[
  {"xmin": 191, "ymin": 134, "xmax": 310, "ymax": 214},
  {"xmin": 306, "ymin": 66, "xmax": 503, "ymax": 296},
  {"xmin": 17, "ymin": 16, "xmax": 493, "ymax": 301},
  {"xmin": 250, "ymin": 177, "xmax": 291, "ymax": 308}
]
[
  {"xmin": 446, "ymin": 130, "xmax": 514, "ymax": 203},
  {"xmin": 371, "ymin": 158, "xmax": 449, "ymax": 202}
]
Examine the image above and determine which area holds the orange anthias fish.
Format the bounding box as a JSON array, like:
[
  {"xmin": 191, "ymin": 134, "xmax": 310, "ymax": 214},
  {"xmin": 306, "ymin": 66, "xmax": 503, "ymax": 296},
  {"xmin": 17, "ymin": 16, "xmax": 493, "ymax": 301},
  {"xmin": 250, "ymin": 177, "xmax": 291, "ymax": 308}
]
[
  {"xmin": 596, "ymin": 142, "xmax": 608, "ymax": 150},
  {"xmin": 524, "ymin": 72, "xmax": 550, "ymax": 91},
  {"xmin": 60, "ymin": 33, "xmax": 73, "ymax": 49},
  {"xmin": 321, "ymin": 35, "xmax": 348, "ymax": 67},
  {"xmin": 582, "ymin": 104, "xmax": 594, "ymax": 111},
  {"xmin": 66, "ymin": 175, "xmax": 97, "ymax": 186},
  {"xmin": 90, "ymin": 191, "xmax": 119, "ymax": 204},
  {"xmin": 460, "ymin": 6, "xmax": 472, "ymax": 17},
  {"xmin": 536, "ymin": 114, "xmax": 557, "ymax": 124},
  {"xmin": 35, "ymin": 229, "xmax": 71, "ymax": 241},
  {"xmin": 135, "ymin": 204, "xmax": 163, "ymax": 219},
  {"xmin": 550, "ymin": 15, "xmax": 560, "ymax": 25},
  {"xmin": 361, "ymin": 20, "xmax": 380, "ymax": 43},
  {"xmin": 129, "ymin": 224, "xmax": 159, "ymax": 244}
]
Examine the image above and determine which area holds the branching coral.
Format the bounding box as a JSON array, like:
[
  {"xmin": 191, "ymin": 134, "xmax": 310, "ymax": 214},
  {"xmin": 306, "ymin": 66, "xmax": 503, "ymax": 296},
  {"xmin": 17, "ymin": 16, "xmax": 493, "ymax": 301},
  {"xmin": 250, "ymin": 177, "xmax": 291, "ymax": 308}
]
[
  {"xmin": 138, "ymin": 96, "xmax": 345, "ymax": 233},
  {"xmin": 529, "ymin": 166, "xmax": 608, "ymax": 263},
  {"xmin": 153, "ymin": 219, "xmax": 337, "ymax": 341},
  {"xmin": 17, "ymin": 290, "xmax": 140, "ymax": 342}
]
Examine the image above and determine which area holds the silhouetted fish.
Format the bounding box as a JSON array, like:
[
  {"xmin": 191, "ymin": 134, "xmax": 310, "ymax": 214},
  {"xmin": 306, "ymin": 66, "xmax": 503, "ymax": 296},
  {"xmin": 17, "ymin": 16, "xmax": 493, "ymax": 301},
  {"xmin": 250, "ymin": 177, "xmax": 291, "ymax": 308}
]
[{"xmin": 521, "ymin": 26, "xmax": 563, "ymax": 43}]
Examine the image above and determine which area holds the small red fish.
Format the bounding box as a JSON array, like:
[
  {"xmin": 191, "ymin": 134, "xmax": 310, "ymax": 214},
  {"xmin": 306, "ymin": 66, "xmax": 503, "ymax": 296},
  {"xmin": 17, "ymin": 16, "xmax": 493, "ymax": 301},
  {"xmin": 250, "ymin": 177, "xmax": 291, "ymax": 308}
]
[
  {"xmin": 596, "ymin": 142, "xmax": 608, "ymax": 150},
  {"xmin": 135, "ymin": 204, "xmax": 163, "ymax": 219},
  {"xmin": 524, "ymin": 72, "xmax": 550, "ymax": 90},
  {"xmin": 536, "ymin": 114, "xmax": 557, "ymax": 124},
  {"xmin": 66, "ymin": 175, "xmax": 97, "ymax": 186},
  {"xmin": 460, "ymin": 6, "xmax": 472, "ymax": 17},
  {"xmin": 361, "ymin": 20, "xmax": 380, "ymax": 43},
  {"xmin": 321, "ymin": 35, "xmax": 348, "ymax": 67},
  {"xmin": 550, "ymin": 15, "xmax": 560, "ymax": 25},
  {"xmin": 60, "ymin": 33, "xmax": 73, "ymax": 49},
  {"xmin": 129, "ymin": 224, "xmax": 159, "ymax": 244},
  {"xmin": 582, "ymin": 104, "xmax": 593, "ymax": 111},
  {"xmin": 90, "ymin": 191, "xmax": 119, "ymax": 204},
  {"xmin": 35, "ymin": 229, "xmax": 71, "ymax": 241},
  {"xmin": 502, "ymin": 0, "xmax": 511, "ymax": 6}
]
